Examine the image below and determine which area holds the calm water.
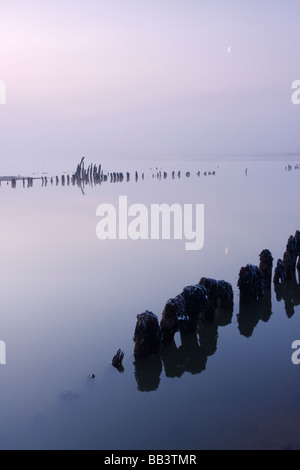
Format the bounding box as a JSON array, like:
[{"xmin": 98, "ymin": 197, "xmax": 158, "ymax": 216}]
[{"xmin": 0, "ymin": 159, "xmax": 299, "ymax": 450}]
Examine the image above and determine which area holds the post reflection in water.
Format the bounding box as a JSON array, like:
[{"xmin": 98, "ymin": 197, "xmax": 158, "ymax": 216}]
[
  {"xmin": 237, "ymin": 289, "xmax": 272, "ymax": 338},
  {"xmin": 274, "ymin": 275, "xmax": 300, "ymax": 319},
  {"xmin": 133, "ymin": 306, "xmax": 233, "ymax": 392}
]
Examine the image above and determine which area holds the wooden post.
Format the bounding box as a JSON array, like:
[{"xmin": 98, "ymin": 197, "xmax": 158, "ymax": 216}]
[{"xmin": 133, "ymin": 311, "xmax": 161, "ymax": 357}]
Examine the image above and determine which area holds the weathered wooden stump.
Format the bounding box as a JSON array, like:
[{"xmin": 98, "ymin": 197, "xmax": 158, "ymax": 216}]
[
  {"xmin": 217, "ymin": 280, "xmax": 234, "ymax": 310},
  {"xmin": 283, "ymin": 235, "xmax": 298, "ymax": 280},
  {"xmin": 160, "ymin": 285, "xmax": 208, "ymax": 343},
  {"xmin": 160, "ymin": 294, "xmax": 185, "ymax": 344},
  {"xmin": 295, "ymin": 230, "xmax": 300, "ymax": 256},
  {"xmin": 180, "ymin": 284, "xmax": 208, "ymax": 333},
  {"xmin": 199, "ymin": 277, "xmax": 219, "ymax": 318},
  {"xmin": 112, "ymin": 349, "xmax": 124, "ymax": 371},
  {"xmin": 237, "ymin": 264, "xmax": 264, "ymax": 303},
  {"xmin": 134, "ymin": 355, "xmax": 162, "ymax": 392},
  {"xmin": 259, "ymin": 249, "xmax": 273, "ymax": 289},
  {"xmin": 133, "ymin": 311, "xmax": 161, "ymax": 356},
  {"xmin": 198, "ymin": 278, "xmax": 234, "ymax": 321},
  {"xmin": 273, "ymin": 259, "xmax": 286, "ymax": 283}
]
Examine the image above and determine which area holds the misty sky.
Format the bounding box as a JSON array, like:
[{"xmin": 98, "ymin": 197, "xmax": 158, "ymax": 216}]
[{"xmin": 0, "ymin": 1, "xmax": 299, "ymax": 170}]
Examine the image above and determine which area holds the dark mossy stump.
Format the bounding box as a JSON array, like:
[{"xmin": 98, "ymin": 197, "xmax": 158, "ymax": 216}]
[
  {"xmin": 133, "ymin": 311, "xmax": 161, "ymax": 357},
  {"xmin": 178, "ymin": 284, "xmax": 208, "ymax": 333},
  {"xmin": 160, "ymin": 285, "xmax": 207, "ymax": 344},
  {"xmin": 160, "ymin": 294, "xmax": 185, "ymax": 344},
  {"xmin": 273, "ymin": 259, "xmax": 286, "ymax": 283},
  {"xmin": 259, "ymin": 249, "xmax": 273, "ymax": 289},
  {"xmin": 295, "ymin": 230, "xmax": 300, "ymax": 256},
  {"xmin": 199, "ymin": 278, "xmax": 234, "ymax": 322},
  {"xmin": 237, "ymin": 264, "xmax": 264, "ymax": 303},
  {"xmin": 112, "ymin": 349, "xmax": 124, "ymax": 372},
  {"xmin": 216, "ymin": 280, "xmax": 234, "ymax": 310},
  {"xmin": 283, "ymin": 235, "xmax": 298, "ymax": 280},
  {"xmin": 199, "ymin": 277, "xmax": 219, "ymax": 319},
  {"xmin": 214, "ymin": 280, "xmax": 234, "ymax": 326}
]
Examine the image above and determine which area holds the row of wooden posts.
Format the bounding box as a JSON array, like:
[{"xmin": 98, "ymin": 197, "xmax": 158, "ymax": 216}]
[
  {"xmin": 0, "ymin": 157, "xmax": 217, "ymax": 191},
  {"xmin": 112, "ymin": 230, "xmax": 300, "ymax": 370},
  {"xmin": 2, "ymin": 159, "xmax": 299, "ymax": 191}
]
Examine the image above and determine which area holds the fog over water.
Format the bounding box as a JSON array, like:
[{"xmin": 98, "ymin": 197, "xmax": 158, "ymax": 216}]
[{"xmin": 0, "ymin": 1, "xmax": 300, "ymax": 171}]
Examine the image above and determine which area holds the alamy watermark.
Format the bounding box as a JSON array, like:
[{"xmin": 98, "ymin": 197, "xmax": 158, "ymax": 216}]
[
  {"xmin": 0, "ymin": 340, "xmax": 6, "ymax": 365},
  {"xmin": 0, "ymin": 80, "xmax": 6, "ymax": 104},
  {"xmin": 291, "ymin": 80, "xmax": 300, "ymax": 105},
  {"xmin": 291, "ymin": 340, "xmax": 300, "ymax": 365},
  {"xmin": 96, "ymin": 196, "xmax": 204, "ymax": 251}
]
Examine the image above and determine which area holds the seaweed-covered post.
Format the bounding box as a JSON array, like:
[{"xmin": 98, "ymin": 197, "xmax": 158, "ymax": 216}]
[
  {"xmin": 180, "ymin": 284, "xmax": 208, "ymax": 333},
  {"xmin": 198, "ymin": 278, "xmax": 234, "ymax": 321},
  {"xmin": 237, "ymin": 264, "xmax": 264, "ymax": 303},
  {"xmin": 273, "ymin": 259, "xmax": 286, "ymax": 284},
  {"xmin": 259, "ymin": 249, "xmax": 273, "ymax": 289},
  {"xmin": 295, "ymin": 230, "xmax": 300, "ymax": 277},
  {"xmin": 133, "ymin": 311, "xmax": 161, "ymax": 357},
  {"xmin": 160, "ymin": 294, "xmax": 185, "ymax": 344},
  {"xmin": 199, "ymin": 277, "xmax": 219, "ymax": 319},
  {"xmin": 160, "ymin": 284, "xmax": 208, "ymax": 344},
  {"xmin": 283, "ymin": 235, "xmax": 297, "ymax": 280},
  {"xmin": 215, "ymin": 280, "xmax": 234, "ymax": 326},
  {"xmin": 217, "ymin": 280, "xmax": 234, "ymax": 310},
  {"xmin": 112, "ymin": 349, "xmax": 124, "ymax": 372}
]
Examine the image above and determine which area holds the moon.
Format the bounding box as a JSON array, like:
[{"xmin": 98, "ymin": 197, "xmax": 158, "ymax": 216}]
[{"xmin": 227, "ymin": 46, "xmax": 231, "ymax": 54}]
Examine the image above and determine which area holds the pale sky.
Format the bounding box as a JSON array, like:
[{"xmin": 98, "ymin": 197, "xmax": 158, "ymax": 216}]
[{"xmin": 0, "ymin": 0, "xmax": 299, "ymax": 171}]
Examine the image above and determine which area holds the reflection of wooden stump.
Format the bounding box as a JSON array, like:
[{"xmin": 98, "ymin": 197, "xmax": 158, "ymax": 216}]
[
  {"xmin": 273, "ymin": 259, "xmax": 286, "ymax": 283},
  {"xmin": 215, "ymin": 307, "xmax": 233, "ymax": 327},
  {"xmin": 237, "ymin": 303, "xmax": 261, "ymax": 338},
  {"xmin": 274, "ymin": 277, "xmax": 300, "ymax": 318},
  {"xmin": 133, "ymin": 311, "xmax": 161, "ymax": 357},
  {"xmin": 134, "ymin": 355, "xmax": 162, "ymax": 392},
  {"xmin": 198, "ymin": 319, "xmax": 218, "ymax": 357},
  {"xmin": 238, "ymin": 264, "xmax": 264, "ymax": 303}
]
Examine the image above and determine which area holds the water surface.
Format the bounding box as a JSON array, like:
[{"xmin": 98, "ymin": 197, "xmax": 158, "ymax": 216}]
[{"xmin": 0, "ymin": 159, "xmax": 299, "ymax": 450}]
